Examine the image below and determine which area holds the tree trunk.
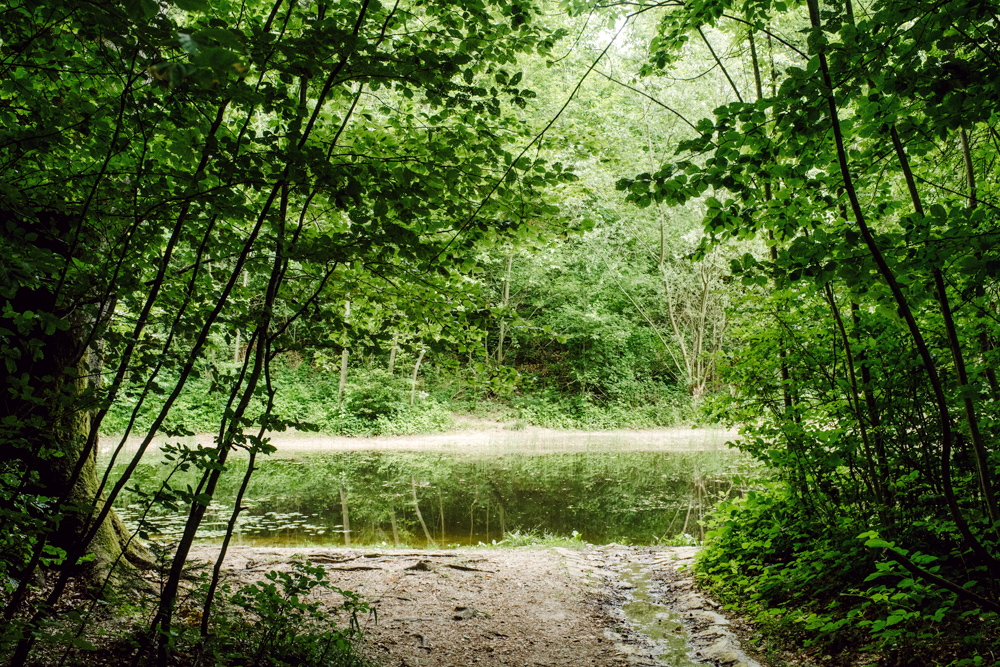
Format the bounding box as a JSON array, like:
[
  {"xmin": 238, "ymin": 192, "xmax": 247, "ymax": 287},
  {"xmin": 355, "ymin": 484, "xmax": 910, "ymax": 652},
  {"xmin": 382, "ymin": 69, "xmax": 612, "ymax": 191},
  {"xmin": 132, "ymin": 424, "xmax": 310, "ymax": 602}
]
[
  {"xmin": 389, "ymin": 509, "xmax": 400, "ymax": 547},
  {"xmin": 338, "ymin": 300, "xmax": 350, "ymax": 402},
  {"xmin": 1, "ymin": 299, "xmax": 150, "ymax": 625},
  {"xmin": 497, "ymin": 252, "xmax": 514, "ymax": 365},
  {"xmin": 410, "ymin": 346, "xmax": 426, "ymax": 406},
  {"xmin": 806, "ymin": 0, "xmax": 999, "ymax": 571},
  {"xmin": 411, "ymin": 476, "xmax": 433, "ymax": 544},
  {"xmin": 340, "ymin": 484, "xmax": 352, "ymax": 547},
  {"xmin": 438, "ymin": 488, "xmax": 446, "ymax": 544}
]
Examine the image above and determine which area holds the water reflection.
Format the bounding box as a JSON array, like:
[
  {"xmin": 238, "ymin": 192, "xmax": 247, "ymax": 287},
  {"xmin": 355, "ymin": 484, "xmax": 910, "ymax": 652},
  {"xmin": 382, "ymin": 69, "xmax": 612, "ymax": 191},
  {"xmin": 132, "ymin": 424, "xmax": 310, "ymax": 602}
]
[{"xmin": 108, "ymin": 450, "xmax": 752, "ymax": 548}]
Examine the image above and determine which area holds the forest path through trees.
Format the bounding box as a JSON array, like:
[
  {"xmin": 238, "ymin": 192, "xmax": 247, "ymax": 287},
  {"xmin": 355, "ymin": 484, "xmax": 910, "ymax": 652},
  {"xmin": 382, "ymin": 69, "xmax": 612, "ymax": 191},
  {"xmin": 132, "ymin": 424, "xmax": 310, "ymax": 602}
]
[{"xmin": 186, "ymin": 544, "xmax": 767, "ymax": 667}]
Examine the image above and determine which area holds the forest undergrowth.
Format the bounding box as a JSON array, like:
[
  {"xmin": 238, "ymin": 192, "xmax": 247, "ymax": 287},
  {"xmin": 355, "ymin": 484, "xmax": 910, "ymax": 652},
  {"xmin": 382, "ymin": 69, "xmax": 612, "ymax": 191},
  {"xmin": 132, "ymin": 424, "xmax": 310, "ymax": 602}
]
[
  {"xmin": 694, "ymin": 465, "xmax": 1000, "ymax": 667},
  {"xmin": 101, "ymin": 361, "xmax": 699, "ymax": 438}
]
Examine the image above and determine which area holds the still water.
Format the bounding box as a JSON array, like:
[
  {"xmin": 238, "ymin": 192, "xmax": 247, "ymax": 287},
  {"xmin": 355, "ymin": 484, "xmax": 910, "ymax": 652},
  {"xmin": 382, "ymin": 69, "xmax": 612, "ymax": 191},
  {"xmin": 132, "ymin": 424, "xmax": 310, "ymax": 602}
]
[{"xmin": 107, "ymin": 447, "xmax": 751, "ymax": 548}]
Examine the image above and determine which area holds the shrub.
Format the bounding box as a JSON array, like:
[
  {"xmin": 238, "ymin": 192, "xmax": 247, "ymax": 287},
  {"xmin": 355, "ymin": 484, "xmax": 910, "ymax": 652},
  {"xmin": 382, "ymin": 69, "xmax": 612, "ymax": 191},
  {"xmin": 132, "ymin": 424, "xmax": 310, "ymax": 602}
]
[
  {"xmin": 203, "ymin": 562, "xmax": 371, "ymax": 667},
  {"xmin": 696, "ymin": 480, "xmax": 1000, "ymax": 663}
]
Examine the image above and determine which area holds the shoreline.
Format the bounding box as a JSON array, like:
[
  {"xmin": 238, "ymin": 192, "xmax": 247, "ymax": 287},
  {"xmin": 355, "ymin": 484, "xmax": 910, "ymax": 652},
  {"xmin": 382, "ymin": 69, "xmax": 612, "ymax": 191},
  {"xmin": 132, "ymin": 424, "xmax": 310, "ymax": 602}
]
[{"xmin": 100, "ymin": 423, "xmax": 740, "ymax": 458}]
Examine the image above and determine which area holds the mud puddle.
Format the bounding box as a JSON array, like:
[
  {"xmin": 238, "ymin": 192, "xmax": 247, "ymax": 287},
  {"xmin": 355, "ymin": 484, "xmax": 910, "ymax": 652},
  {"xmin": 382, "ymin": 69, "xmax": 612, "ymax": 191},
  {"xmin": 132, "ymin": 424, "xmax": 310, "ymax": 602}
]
[
  {"xmin": 618, "ymin": 562, "xmax": 702, "ymax": 666},
  {"xmin": 556, "ymin": 545, "xmax": 764, "ymax": 667}
]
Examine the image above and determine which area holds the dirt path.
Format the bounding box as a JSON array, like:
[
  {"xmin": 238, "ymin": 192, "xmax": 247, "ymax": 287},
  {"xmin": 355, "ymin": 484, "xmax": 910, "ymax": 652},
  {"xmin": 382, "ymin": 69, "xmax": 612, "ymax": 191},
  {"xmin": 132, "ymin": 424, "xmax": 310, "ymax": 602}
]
[{"xmin": 189, "ymin": 544, "xmax": 769, "ymax": 667}]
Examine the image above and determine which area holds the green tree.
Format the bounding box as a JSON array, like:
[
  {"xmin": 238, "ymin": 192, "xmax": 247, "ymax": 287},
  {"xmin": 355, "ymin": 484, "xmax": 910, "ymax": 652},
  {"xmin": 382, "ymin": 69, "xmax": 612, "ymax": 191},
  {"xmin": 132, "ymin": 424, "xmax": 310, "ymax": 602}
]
[
  {"xmin": 466, "ymin": 6, "xmax": 740, "ymax": 409},
  {"xmin": 622, "ymin": 0, "xmax": 1000, "ymax": 658},
  {"xmin": 0, "ymin": 0, "xmax": 575, "ymax": 662}
]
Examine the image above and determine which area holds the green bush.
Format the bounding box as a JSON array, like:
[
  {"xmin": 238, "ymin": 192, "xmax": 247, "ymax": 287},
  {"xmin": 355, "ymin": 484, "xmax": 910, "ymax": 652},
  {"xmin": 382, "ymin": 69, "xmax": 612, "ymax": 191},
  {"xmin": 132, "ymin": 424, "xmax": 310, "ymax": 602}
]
[
  {"xmin": 101, "ymin": 358, "xmax": 703, "ymax": 438},
  {"xmin": 508, "ymin": 387, "xmax": 691, "ymax": 430},
  {"xmin": 696, "ymin": 481, "xmax": 1000, "ymax": 663},
  {"xmin": 204, "ymin": 561, "xmax": 371, "ymax": 667},
  {"xmin": 101, "ymin": 364, "xmax": 456, "ymax": 437},
  {"xmin": 341, "ymin": 370, "xmax": 407, "ymax": 421}
]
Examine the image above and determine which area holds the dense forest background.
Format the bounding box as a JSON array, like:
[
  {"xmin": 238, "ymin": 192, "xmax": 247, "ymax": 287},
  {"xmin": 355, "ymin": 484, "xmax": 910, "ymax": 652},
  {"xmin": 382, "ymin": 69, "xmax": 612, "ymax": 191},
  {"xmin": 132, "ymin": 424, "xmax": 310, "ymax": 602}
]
[{"xmin": 2, "ymin": 0, "xmax": 998, "ymax": 665}]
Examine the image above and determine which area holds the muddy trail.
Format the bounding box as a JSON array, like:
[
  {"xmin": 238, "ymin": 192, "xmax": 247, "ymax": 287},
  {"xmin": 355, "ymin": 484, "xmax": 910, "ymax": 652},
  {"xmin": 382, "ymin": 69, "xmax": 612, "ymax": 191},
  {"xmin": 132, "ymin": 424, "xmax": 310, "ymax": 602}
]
[{"xmin": 188, "ymin": 544, "xmax": 768, "ymax": 667}]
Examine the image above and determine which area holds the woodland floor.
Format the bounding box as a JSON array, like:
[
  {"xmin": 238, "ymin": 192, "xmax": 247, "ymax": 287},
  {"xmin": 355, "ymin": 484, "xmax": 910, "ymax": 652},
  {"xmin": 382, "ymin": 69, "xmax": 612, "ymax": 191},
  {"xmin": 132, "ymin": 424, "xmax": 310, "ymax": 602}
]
[{"xmin": 185, "ymin": 543, "xmax": 794, "ymax": 667}]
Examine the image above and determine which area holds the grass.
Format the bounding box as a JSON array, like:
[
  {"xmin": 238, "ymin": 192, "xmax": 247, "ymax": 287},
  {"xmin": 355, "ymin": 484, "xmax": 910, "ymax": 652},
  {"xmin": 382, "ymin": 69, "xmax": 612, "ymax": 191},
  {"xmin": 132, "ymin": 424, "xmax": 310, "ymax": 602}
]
[{"xmin": 485, "ymin": 529, "xmax": 588, "ymax": 549}]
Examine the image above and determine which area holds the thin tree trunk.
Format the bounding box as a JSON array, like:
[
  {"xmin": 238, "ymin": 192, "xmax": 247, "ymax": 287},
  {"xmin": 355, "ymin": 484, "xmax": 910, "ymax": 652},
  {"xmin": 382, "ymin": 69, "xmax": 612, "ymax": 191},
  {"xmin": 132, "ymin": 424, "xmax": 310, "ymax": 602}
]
[
  {"xmin": 806, "ymin": 0, "xmax": 998, "ymax": 569},
  {"xmin": 824, "ymin": 284, "xmax": 883, "ymax": 505},
  {"xmin": 469, "ymin": 486, "xmax": 478, "ymax": 542},
  {"xmin": 960, "ymin": 128, "xmax": 1000, "ymax": 401},
  {"xmin": 850, "ymin": 302, "xmax": 889, "ymax": 487},
  {"xmin": 153, "ymin": 153, "xmax": 300, "ymax": 663},
  {"xmin": 697, "ymin": 27, "xmax": 742, "ymax": 102},
  {"xmin": 338, "ymin": 300, "xmax": 350, "ymax": 403},
  {"xmin": 697, "ymin": 484, "xmax": 704, "ymax": 542},
  {"xmin": 390, "ymin": 509, "xmax": 400, "ymax": 547},
  {"xmin": 410, "ymin": 346, "xmax": 426, "ymax": 406},
  {"xmin": 201, "ymin": 415, "xmax": 273, "ymax": 637},
  {"xmin": 438, "ymin": 487, "xmax": 445, "ymax": 544},
  {"xmin": 666, "ymin": 503, "xmax": 684, "ymax": 536},
  {"xmin": 497, "ymin": 252, "xmax": 514, "ymax": 365},
  {"xmin": 752, "ymin": 27, "xmax": 797, "ymax": 488},
  {"xmin": 234, "ymin": 269, "xmax": 248, "ymax": 363},
  {"xmin": 889, "ymin": 126, "xmax": 998, "ymax": 525},
  {"xmin": 156, "ymin": 328, "xmax": 267, "ymax": 665},
  {"xmin": 340, "ymin": 484, "xmax": 352, "ymax": 547},
  {"xmin": 411, "ymin": 476, "xmax": 433, "ymax": 544}
]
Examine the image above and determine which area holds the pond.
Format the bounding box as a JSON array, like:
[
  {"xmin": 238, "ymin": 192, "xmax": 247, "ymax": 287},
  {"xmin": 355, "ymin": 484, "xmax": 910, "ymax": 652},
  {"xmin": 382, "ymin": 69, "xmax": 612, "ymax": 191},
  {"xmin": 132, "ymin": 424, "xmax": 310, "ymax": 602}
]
[{"xmin": 105, "ymin": 436, "xmax": 752, "ymax": 548}]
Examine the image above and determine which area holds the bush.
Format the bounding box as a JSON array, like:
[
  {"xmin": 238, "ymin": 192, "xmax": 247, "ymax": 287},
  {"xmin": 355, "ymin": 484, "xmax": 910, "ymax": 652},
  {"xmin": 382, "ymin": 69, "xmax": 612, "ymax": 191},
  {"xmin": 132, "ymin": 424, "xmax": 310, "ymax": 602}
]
[
  {"xmin": 695, "ymin": 480, "xmax": 1000, "ymax": 664},
  {"xmin": 203, "ymin": 562, "xmax": 371, "ymax": 667},
  {"xmin": 341, "ymin": 370, "xmax": 408, "ymax": 422},
  {"xmin": 101, "ymin": 364, "xmax": 455, "ymax": 437},
  {"xmin": 101, "ymin": 358, "xmax": 702, "ymax": 438},
  {"xmin": 509, "ymin": 387, "xmax": 692, "ymax": 430}
]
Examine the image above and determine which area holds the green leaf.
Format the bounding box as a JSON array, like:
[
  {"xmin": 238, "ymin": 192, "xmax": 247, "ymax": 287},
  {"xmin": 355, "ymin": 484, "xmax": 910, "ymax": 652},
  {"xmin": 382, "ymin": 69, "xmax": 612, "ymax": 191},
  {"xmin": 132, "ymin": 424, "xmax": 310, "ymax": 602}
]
[
  {"xmin": 177, "ymin": 33, "xmax": 200, "ymax": 56},
  {"xmin": 193, "ymin": 27, "xmax": 244, "ymax": 51},
  {"xmin": 172, "ymin": 0, "xmax": 209, "ymax": 11},
  {"xmin": 865, "ymin": 537, "xmax": 894, "ymax": 549},
  {"xmin": 194, "ymin": 47, "xmax": 242, "ymax": 71}
]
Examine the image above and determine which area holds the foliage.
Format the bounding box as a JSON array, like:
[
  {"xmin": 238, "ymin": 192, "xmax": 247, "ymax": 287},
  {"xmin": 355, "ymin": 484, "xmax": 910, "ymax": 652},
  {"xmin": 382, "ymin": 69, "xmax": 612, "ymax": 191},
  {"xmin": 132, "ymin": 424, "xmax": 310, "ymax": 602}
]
[
  {"xmin": 508, "ymin": 388, "xmax": 692, "ymax": 430},
  {"xmin": 462, "ymin": 8, "xmax": 738, "ymax": 407},
  {"xmin": 618, "ymin": 0, "xmax": 1000, "ymax": 662},
  {"xmin": 698, "ymin": 484, "xmax": 998, "ymax": 662},
  {"xmin": 101, "ymin": 355, "xmax": 696, "ymax": 437},
  {"xmin": 653, "ymin": 532, "xmax": 699, "ymax": 547},
  {"xmin": 8, "ymin": 0, "xmax": 998, "ymax": 661},
  {"xmin": 204, "ymin": 562, "xmax": 371, "ymax": 667},
  {"xmin": 102, "ymin": 364, "xmax": 456, "ymax": 437},
  {"xmin": 490, "ymin": 528, "xmax": 585, "ymax": 548},
  {"xmin": 0, "ymin": 0, "xmax": 578, "ymax": 662}
]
